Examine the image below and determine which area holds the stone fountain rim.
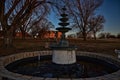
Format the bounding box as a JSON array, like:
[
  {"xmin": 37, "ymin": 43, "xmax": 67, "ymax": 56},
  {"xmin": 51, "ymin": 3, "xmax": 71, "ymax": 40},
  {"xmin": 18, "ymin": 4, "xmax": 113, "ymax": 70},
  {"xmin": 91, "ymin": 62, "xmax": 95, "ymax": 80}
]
[
  {"xmin": 0, "ymin": 51, "xmax": 120, "ymax": 80},
  {"xmin": 50, "ymin": 46, "xmax": 77, "ymax": 50}
]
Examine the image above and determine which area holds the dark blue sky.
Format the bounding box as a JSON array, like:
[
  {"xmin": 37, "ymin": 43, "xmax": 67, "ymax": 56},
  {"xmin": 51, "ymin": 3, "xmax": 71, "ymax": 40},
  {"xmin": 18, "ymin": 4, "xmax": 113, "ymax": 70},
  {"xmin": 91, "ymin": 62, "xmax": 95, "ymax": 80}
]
[
  {"xmin": 98, "ymin": 0, "xmax": 120, "ymax": 35},
  {"xmin": 48, "ymin": 0, "xmax": 120, "ymax": 35}
]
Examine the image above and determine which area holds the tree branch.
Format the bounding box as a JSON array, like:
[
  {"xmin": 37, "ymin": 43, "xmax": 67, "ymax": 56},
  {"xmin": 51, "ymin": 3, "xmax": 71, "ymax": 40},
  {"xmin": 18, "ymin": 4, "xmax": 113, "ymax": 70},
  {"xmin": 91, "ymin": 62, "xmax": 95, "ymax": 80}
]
[{"xmin": 5, "ymin": 0, "xmax": 20, "ymax": 19}]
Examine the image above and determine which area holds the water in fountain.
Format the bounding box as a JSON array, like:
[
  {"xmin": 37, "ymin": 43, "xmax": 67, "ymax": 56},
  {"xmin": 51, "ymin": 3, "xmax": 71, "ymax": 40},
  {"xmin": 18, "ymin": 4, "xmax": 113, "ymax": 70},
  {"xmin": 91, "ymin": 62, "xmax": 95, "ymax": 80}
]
[{"xmin": 38, "ymin": 54, "xmax": 40, "ymax": 61}]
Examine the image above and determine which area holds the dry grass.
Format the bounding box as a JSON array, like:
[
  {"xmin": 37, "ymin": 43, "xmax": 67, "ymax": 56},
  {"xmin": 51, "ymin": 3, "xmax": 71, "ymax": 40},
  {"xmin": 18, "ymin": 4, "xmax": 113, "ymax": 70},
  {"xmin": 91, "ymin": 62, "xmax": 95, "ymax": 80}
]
[
  {"xmin": 0, "ymin": 38, "xmax": 120, "ymax": 57},
  {"xmin": 69, "ymin": 39, "xmax": 120, "ymax": 57}
]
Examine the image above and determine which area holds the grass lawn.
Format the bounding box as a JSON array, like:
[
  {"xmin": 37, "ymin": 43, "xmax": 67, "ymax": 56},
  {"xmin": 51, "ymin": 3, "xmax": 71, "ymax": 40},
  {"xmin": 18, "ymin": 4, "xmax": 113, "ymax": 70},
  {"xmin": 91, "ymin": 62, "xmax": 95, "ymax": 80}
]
[
  {"xmin": 69, "ymin": 39, "xmax": 120, "ymax": 57},
  {"xmin": 0, "ymin": 38, "xmax": 120, "ymax": 57}
]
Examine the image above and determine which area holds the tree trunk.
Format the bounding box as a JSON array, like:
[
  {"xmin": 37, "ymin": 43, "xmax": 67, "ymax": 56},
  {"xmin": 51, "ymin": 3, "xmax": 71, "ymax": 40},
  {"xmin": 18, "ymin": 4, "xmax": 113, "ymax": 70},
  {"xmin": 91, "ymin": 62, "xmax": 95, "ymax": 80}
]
[
  {"xmin": 93, "ymin": 32, "xmax": 97, "ymax": 40},
  {"xmin": 83, "ymin": 31, "xmax": 87, "ymax": 41},
  {"xmin": 19, "ymin": 27, "xmax": 26, "ymax": 40},
  {"xmin": 22, "ymin": 31, "xmax": 26, "ymax": 40},
  {"xmin": 2, "ymin": 30, "xmax": 14, "ymax": 48}
]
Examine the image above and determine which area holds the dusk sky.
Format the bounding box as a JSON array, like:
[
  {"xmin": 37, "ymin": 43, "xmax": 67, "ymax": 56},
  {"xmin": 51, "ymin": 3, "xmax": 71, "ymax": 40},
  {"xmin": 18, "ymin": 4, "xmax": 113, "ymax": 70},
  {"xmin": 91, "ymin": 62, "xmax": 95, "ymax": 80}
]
[
  {"xmin": 48, "ymin": 0, "xmax": 120, "ymax": 35},
  {"xmin": 98, "ymin": 0, "xmax": 120, "ymax": 35}
]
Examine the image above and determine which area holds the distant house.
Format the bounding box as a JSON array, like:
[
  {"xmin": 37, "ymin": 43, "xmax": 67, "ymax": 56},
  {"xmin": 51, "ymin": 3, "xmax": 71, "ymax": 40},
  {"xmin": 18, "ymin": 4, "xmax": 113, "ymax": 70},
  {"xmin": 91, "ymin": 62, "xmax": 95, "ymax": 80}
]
[
  {"xmin": 43, "ymin": 31, "xmax": 62, "ymax": 39},
  {"xmin": 0, "ymin": 30, "xmax": 31, "ymax": 38},
  {"xmin": 15, "ymin": 32, "xmax": 31, "ymax": 38},
  {"xmin": 0, "ymin": 30, "xmax": 62, "ymax": 39}
]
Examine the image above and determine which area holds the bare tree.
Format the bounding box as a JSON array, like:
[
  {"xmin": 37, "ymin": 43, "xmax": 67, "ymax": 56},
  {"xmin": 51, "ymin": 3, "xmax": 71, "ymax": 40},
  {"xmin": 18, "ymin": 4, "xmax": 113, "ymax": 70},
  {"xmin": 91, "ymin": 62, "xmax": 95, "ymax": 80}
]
[
  {"xmin": 0, "ymin": 0, "xmax": 51, "ymax": 48},
  {"xmin": 19, "ymin": 3, "xmax": 50, "ymax": 40},
  {"xmin": 19, "ymin": 18, "xmax": 31, "ymax": 39},
  {"xmin": 29, "ymin": 18, "xmax": 54, "ymax": 39},
  {"xmin": 63, "ymin": 0, "xmax": 103, "ymax": 40},
  {"xmin": 98, "ymin": 32, "xmax": 112, "ymax": 39},
  {"xmin": 89, "ymin": 15, "xmax": 105, "ymax": 40},
  {"xmin": 117, "ymin": 33, "xmax": 120, "ymax": 39}
]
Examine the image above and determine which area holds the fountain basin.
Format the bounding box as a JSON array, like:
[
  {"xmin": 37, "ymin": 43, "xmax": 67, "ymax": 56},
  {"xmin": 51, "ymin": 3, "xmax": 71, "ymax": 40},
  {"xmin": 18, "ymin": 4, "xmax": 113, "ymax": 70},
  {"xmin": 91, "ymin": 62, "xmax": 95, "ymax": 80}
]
[{"xmin": 0, "ymin": 51, "xmax": 120, "ymax": 80}]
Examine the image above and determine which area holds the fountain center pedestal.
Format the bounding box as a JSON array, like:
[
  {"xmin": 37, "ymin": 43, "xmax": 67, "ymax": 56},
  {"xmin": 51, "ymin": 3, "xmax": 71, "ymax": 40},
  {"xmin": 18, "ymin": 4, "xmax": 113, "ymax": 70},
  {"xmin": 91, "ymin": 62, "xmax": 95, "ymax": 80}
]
[{"xmin": 52, "ymin": 48, "xmax": 76, "ymax": 64}]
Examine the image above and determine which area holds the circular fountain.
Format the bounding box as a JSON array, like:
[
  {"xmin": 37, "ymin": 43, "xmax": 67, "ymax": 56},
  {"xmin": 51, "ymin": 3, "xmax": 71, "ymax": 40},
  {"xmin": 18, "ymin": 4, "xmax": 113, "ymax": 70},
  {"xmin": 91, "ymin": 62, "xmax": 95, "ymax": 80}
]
[{"xmin": 0, "ymin": 7, "xmax": 120, "ymax": 80}]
